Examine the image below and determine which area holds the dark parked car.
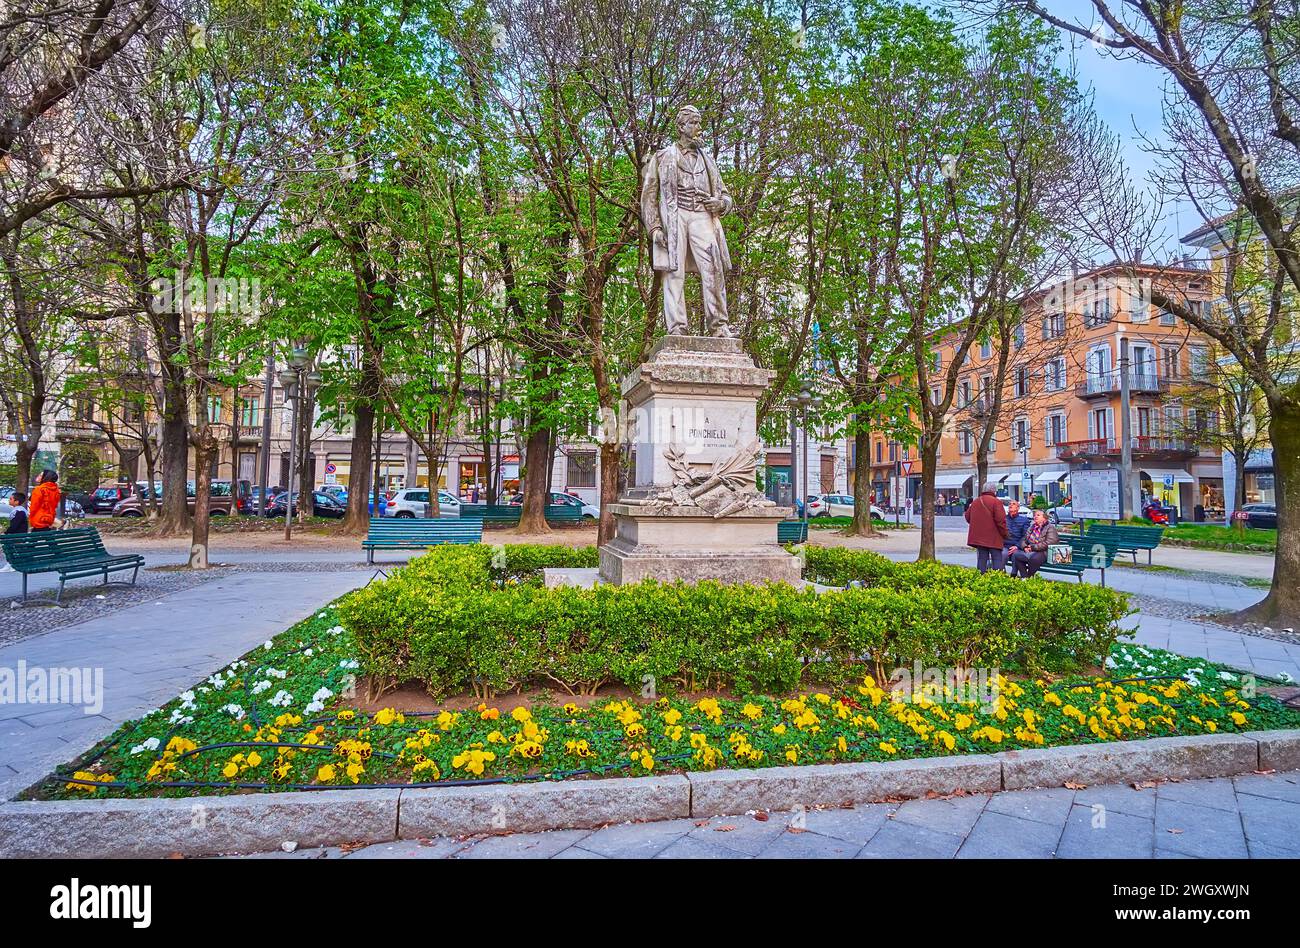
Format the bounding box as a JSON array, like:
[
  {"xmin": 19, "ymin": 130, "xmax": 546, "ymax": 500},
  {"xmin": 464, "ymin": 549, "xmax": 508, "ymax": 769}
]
[
  {"xmin": 267, "ymin": 490, "xmax": 346, "ymax": 519},
  {"xmin": 1239, "ymin": 503, "xmax": 1277, "ymax": 529},
  {"xmin": 78, "ymin": 483, "xmax": 134, "ymax": 514},
  {"xmin": 112, "ymin": 479, "xmax": 249, "ymax": 517}
]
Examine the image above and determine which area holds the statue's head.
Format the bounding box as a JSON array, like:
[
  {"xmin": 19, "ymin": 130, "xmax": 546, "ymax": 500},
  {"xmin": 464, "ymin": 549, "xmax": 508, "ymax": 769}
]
[{"xmin": 676, "ymin": 105, "xmax": 703, "ymax": 144}]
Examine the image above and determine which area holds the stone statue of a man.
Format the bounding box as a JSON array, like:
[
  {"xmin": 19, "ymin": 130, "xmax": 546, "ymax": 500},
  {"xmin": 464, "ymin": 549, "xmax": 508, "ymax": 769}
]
[{"xmin": 640, "ymin": 105, "xmax": 733, "ymax": 337}]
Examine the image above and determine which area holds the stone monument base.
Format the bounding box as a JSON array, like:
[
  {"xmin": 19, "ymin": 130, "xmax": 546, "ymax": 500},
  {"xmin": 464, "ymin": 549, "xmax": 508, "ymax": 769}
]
[{"xmin": 597, "ymin": 503, "xmax": 800, "ymax": 586}]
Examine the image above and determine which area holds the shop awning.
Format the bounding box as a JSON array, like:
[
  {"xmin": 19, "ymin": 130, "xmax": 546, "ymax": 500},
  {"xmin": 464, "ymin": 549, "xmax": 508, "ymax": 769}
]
[
  {"xmin": 1036, "ymin": 470, "xmax": 1069, "ymax": 482},
  {"xmin": 1140, "ymin": 467, "xmax": 1193, "ymax": 484},
  {"xmin": 933, "ymin": 472, "xmax": 975, "ymax": 489}
]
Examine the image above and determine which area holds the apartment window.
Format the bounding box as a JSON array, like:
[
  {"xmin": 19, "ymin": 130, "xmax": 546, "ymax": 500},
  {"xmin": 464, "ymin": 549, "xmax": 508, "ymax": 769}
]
[
  {"xmin": 958, "ymin": 429, "xmax": 974, "ymax": 455},
  {"xmin": 1161, "ymin": 345, "xmax": 1180, "ymax": 378},
  {"xmin": 1013, "ymin": 321, "xmax": 1025, "ymax": 348},
  {"xmin": 931, "ymin": 350, "xmax": 942, "ymax": 372},
  {"xmin": 875, "ymin": 441, "xmax": 882, "ymax": 463},
  {"xmin": 1087, "ymin": 294, "xmax": 1112, "ymax": 327},
  {"xmin": 1190, "ymin": 346, "xmax": 1208, "ymax": 376},
  {"xmin": 1013, "ymin": 366, "xmax": 1030, "ymax": 398},
  {"xmin": 1014, "ymin": 417, "xmax": 1028, "ymax": 450},
  {"xmin": 1159, "ymin": 308, "xmax": 1177, "ymax": 326},
  {"xmin": 567, "ymin": 450, "xmax": 597, "ymax": 489},
  {"xmin": 1042, "ymin": 313, "xmax": 1065, "ymax": 339},
  {"xmin": 959, "ymin": 380, "xmax": 971, "ymax": 407},
  {"xmin": 239, "ymin": 398, "xmax": 259, "ymax": 428},
  {"xmin": 930, "ymin": 386, "xmax": 941, "ymax": 409},
  {"xmin": 980, "ymin": 338, "xmax": 992, "ymax": 360},
  {"xmin": 1046, "ymin": 413, "xmax": 1066, "ymax": 446},
  {"xmin": 207, "ymin": 395, "xmax": 222, "ymax": 423},
  {"xmin": 888, "ymin": 441, "xmax": 897, "ymax": 462},
  {"xmin": 1044, "ymin": 357, "xmax": 1067, "ymax": 392}
]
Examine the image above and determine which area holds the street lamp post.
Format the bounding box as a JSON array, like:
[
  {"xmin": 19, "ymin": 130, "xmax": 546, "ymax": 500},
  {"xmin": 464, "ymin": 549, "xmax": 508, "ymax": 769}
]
[
  {"xmin": 277, "ymin": 348, "xmax": 321, "ymax": 541},
  {"xmin": 790, "ymin": 384, "xmax": 822, "ymax": 527}
]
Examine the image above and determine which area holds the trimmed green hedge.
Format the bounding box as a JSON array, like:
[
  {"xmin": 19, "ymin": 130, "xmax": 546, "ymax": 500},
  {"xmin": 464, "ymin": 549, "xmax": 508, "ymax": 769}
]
[{"xmin": 338, "ymin": 545, "xmax": 1130, "ymax": 699}]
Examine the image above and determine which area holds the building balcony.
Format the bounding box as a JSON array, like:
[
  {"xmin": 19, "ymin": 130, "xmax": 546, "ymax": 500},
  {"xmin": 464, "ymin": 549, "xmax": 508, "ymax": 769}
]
[
  {"xmin": 1075, "ymin": 370, "xmax": 1165, "ymax": 399},
  {"xmin": 54, "ymin": 420, "xmax": 107, "ymax": 442},
  {"xmin": 1054, "ymin": 435, "xmax": 1199, "ymax": 461},
  {"xmin": 234, "ymin": 425, "xmax": 263, "ymax": 443}
]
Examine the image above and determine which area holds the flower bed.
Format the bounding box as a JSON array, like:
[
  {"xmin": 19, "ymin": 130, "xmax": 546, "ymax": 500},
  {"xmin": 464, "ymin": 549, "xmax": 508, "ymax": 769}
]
[
  {"xmin": 340, "ymin": 545, "xmax": 1131, "ymax": 697},
  {"xmin": 34, "ymin": 546, "xmax": 1300, "ymax": 800}
]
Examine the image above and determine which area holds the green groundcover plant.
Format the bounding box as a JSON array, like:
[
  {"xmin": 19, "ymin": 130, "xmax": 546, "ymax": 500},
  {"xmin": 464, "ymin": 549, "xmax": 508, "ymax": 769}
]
[{"xmin": 39, "ymin": 545, "xmax": 1300, "ymax": 800}]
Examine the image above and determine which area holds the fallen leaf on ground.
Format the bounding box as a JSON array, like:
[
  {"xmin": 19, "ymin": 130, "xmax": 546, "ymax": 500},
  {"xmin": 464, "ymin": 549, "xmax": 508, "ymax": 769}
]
[{"xmin": 714, "ymin": 824, "xmax": 737, "ymax": 832}]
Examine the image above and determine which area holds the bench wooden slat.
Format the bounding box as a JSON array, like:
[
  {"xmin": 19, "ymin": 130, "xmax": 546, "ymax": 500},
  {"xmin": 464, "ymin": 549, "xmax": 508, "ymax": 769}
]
[{"xmin": 777, "ymin": 521, "xmax": 808, "ymax": 544}]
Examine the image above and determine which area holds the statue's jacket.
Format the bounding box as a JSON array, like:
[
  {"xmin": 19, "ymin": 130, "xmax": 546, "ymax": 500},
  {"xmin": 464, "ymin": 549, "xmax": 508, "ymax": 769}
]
[{"xmin": 640, "ymin": 143, "xmax": 733, "ymax": 275}]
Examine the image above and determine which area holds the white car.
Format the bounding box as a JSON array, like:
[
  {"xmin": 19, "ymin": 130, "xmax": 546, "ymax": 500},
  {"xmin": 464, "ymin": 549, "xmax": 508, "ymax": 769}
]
[
  {"xmin": 385, "ymin": 488, "xmax": 461, "ymax": 518},
  {"xmin": 806, "ymin": 494, "xmax": 885, "ymax": 519}
]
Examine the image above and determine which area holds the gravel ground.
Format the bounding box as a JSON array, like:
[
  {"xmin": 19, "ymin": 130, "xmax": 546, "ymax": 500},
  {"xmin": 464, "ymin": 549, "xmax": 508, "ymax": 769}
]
[{"xmin": 0, "ymin": 562, "xmax": 371, "ymax": 648}]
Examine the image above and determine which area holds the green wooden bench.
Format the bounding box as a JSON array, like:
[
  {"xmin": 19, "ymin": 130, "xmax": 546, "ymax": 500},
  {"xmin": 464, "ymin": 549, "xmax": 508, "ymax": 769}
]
[
  {"xmin": 1085, "ymin": 523, "xmax": 1165, "ymax": 565},
  {"xmin": 458, "ymin": 504, "xmax": 585, "ymax": 525},
  {"xmin": 1, "ymin": 527, "xmax": 144, "ymax": 603},
  {"xmin": 361, "ymin": 518, "xmax": 483, "ymax": 564},
  {"xmin": 777, "ymin": 520, "xmax": 808, "ymax": 544},
  {"xmin": 1035, "ymin": 533, "xmax": 1118, "ymax": 587}
]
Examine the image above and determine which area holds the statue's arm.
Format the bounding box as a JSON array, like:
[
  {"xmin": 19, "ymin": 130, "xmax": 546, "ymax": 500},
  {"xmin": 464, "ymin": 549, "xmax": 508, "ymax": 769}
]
[
  {"xmin": 640, "ymin": 154, "xmax": 662, "ymax": 238},
  {"xmin": 711, "ymin": 154, "xmax": 734, "ymax": 216}
]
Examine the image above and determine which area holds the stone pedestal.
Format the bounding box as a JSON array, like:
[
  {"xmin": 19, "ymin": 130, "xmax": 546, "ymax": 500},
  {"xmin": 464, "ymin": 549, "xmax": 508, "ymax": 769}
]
[{"xmin": 597, "ymin": 335, "xmax": 799, "ymax": 586}]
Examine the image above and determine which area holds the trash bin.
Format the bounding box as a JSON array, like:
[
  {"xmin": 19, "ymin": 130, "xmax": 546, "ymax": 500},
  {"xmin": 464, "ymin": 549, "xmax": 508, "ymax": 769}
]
[
  {"xmin": 1166, "ymin": 504, "xmax": 1179, "ymax": 526},
  {"xmin": 1194, "ymin": 504, "xmax": 1205, "ymax": 522}
]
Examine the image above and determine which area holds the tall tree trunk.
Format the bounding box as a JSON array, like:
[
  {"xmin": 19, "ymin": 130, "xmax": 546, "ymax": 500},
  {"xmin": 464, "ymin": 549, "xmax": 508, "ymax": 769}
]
[
  {"xmin": 518, "ymin": 422, "xmax": 553, "ymax": 534},
  {"xmin": 189, "ymin": 434, "xmax": 213, "ymax": 569},
  {"xmin": 848, "ymin": 423, "xmax": 880, "ymax": 537},
  {"xmin": 14, "ymin": 439, "xmax": 36, "ymax": 493},
  {"xmin": 597, "ymin": 439, "xmax": 620, "ymax": 546},
  {"xmin": 1238, "ymin": 399, "xmax": 1300, "ymax": 625},
  {"xmin": 918, "ymin": 436, "xmax": 940, "ymax": 561},
  {"xmin": 341, "ymin": 352, "xmax": 379, "ymax": 535},
  {"xmin": 156, "ymin": 396, "xmax": 190, "ymax": 536}
]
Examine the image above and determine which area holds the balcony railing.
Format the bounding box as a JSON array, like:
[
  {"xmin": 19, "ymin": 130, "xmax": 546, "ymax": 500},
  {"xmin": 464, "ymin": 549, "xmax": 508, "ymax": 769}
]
[
  {"xmin": 1077, "ymin": 370, "xmax": 1164, "ymax": 398},
  {"xmin": 234, "ymin": 425, "xmax": 263, "ymax": 442},
  {"xmin": 1055, "ymin": 435, "xmax": 1199, "ymax": 459},
  {"xmin": 54, "ymin": 420, "xmax": 106, "ymax": 441}
]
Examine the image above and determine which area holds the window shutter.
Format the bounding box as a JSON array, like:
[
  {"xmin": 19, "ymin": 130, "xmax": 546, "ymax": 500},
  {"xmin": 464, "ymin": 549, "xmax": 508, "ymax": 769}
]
[
  {"xmin": 1106, "ymin": 408, "xmax": 1115, "ymax": 444},
  {"xmin": 1088, "ymin": 412, "xmax": 1096, "ymax": 440}
]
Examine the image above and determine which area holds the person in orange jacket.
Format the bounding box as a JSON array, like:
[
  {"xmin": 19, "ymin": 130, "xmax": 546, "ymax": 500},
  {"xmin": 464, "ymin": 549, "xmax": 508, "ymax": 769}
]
[{"xmin": 28, "ymin": 469, "xmax": 61, "ymax": 531}]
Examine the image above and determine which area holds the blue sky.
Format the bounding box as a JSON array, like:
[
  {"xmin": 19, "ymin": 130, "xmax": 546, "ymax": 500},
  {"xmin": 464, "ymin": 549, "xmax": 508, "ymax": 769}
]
[{"xmin": 949, "ymin": 0, "xmax": 1198, "ymax": 255}]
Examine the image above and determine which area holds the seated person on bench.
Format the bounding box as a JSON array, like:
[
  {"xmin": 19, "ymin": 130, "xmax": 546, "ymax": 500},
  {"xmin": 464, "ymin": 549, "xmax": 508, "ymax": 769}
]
[{"xmin": 1010, "ymin": 509, "xmax": 1060, "ymax": 579}]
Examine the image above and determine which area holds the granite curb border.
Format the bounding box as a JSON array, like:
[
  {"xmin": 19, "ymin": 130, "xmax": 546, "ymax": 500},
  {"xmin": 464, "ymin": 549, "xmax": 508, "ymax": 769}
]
[{"xmin": 2, "ymin": 729, "xmax": 1296, "ymax": 858}]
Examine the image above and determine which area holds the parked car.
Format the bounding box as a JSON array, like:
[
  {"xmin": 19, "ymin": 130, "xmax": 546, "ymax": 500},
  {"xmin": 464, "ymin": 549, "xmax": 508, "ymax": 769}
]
[
  {"xmin": 1047, "ymin": 504, "xmax": 1075, "ymax": 525},
  {"xmin": 1238, "ymin": 502, "xmax": 1277, "ymax": 529},
  {"xmin": 507, "ymin": 490, "xmax": 599, "ymax": 520},
  {"xmin": 317, "ymin": 484, "xmax": 348, "ymax": 505},
  {"xmin": 112, "ymin": 479, "xmax": 247, "ymax": 517},
  {"xmin": 77, "ymin": 483, "xmax": 134, "ymax": 514},
  {"xmin": 267, "ymin": 490, "xmax": 347, "ymax": 519},
  {"xmin": 805, "ymin": 494, "xmax": 885, "ymax": 519},
  {"xmin": 386, "ymin": 488, "xmax": 461, "ymax": 518}
]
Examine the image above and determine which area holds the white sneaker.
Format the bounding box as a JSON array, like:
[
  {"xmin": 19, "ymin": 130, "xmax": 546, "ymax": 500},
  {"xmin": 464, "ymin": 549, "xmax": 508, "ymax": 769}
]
[{"xmin": 0, "ymin": 564, "xmax": 13, "ymax": 572}]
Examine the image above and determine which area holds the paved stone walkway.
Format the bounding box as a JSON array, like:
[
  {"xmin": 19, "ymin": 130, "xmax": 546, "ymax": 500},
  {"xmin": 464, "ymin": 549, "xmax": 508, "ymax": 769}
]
[
  {"xmin": 234, "ymin": 769, "xmax": 1300, "ymax": 859},
  {"xmin": 0, "ymin": 570, "xmax": 370, "ymax": 801}
]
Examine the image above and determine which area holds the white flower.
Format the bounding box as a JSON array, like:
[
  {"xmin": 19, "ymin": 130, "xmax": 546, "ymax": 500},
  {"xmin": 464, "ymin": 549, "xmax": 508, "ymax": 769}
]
[
  {"xmin": 264, "ymin": 640, "xmax": 274, "ymax": 650},
  {"xmin": 252, "ymin": 680, "xmax": 272, "ymax": 695},
  {"xmin": 303, "ymin": 700, "xmax": 325, "ymax": 714},
  {"xmin": 268, "ymin": 690, "xmax": 293, "ymax": 708},
  {"xmin": 312, "ymin": 687, "xmax": 333, "ymax": 702},
  {"xmin": 220, "ymin": 703, "xmax": 245, "ymax": 720},
  {"xmin": 1104, "ymin": 656, "xmax": 1117, "ymax": 669},
  {"xmin": 1219, "ymin": 671, "xmax": 1238, "ymax": 681},
  {"xmin": 267, "ymin": 668, "xmax": 287, "ymax": 680},
  {"xmin": 130, "ymin": 737, "xmax": 161, "ymax": 755},
  {"xmin": 339, "ymin": 659, "xmax": 359, "ymax": 670},
  {"xmin": 168, "ymin": 709, "xmax": 194, "ymax": 725},
  {"xmin": 303, "ymin": 649, "xmax": 314, "ymax": 658}
]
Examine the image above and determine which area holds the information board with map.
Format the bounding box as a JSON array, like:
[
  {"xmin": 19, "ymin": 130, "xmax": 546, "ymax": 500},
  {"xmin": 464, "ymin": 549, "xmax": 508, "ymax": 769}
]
[{"xmin": 1069, "ymin": 468, "xmax": 1120, "ymax": 520}]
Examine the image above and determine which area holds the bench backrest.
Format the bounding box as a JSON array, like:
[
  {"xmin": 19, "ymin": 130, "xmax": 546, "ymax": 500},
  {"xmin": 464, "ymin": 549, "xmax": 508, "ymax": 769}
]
[
  {"xmin": 458, "ymin": 504, "xmax": 519, "ymax": 521},
  {"xmin": 1, "ymin": 527, "xmax": 108, "ymax": 570},
  {"xmin": 364, "ymin": 518, "xmax": 483, "ymax": 540},
  {"xmin": 1064, "ymin": 534, "xmax": 1118, "ymax": 568},
  {"xmin": 777, "ymin": 521, "xmax": 808, "ymax": 543},
  {"xmin": 1086, "ymin": 523, "xmax": 1164, "ymax": 545}
]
